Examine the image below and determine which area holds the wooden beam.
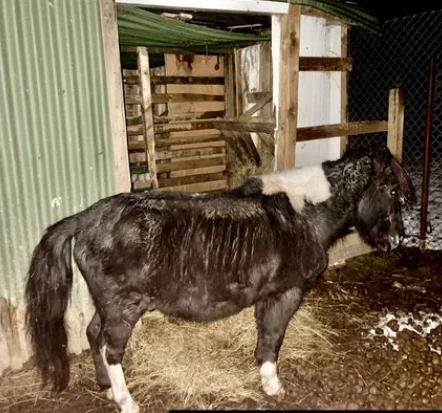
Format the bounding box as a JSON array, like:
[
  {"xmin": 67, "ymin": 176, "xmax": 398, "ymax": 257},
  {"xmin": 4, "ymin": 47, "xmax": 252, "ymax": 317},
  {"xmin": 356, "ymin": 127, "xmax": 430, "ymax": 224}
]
[
  {"xmin": 127, "ymin": 120, "xmax": 216, "ymax": 136},
  {"xmin": 158, "ymin": 171, "xmax": 228, "ymax": 188},
  {"xmin": 387, "ymin": 88, "xmax": 405, "ymax": 162},
  {"xmin": 247, "ymin": 91, "xmax": 272, "ymax": 103},
  {"xmin": 215, "ymin": 119, "xmax": 387, "ymax": 140},
  {"xmin": 224, "ymin": 53, "xmax": 236, "ymax": 118},
  {"xmin": 214, "ymin": 119, "xmax": 275, "ymax": 133},
  {"xmin": 153, "ymin": 111, "xmax": 224, "ymax": 123},
  {"xmin": 297, "ymin": 120, "xmax": 388, "ymax": 141},
  {"xmin": 151, "ymin": 93, "xmax": 225, "ymax": 104},
  {"xmin": 150, "ymin": 76, "xmax": 224, "ymax": 86},
  {"xmin": 234, "ymin": 48, "xmax": 243, "ymax": 117},
  {"xmin": 98, "ymin": 0, "xmax": 131, "ymax": 192},
  {"xmin": 240, "ymin": 94, "xmax": 272, "ymax": 119},
  {"xmin": 157, "ymin": 180, "xmax": 227, "ymax": 193},
  {"xmin": 137, "ymin": 47, "xmax": 159, "ymax": 188},
  {"xmin": 275, "ymin": 4, "xmax": 300, "ymax": 170},
  {"xmin": 156, "ymin": 157, "xmax": 225, "ymax": 173},
  {"xmin": 340, "ymin": 25, "xmax": 349, "ymax": 155},
  {"xmin": 156, "ymin": 134, "xmax": 225, "ymax": 148},
  {"xmin": 299, "ymin": 57, "xmax": 352, "ymax": 71}
]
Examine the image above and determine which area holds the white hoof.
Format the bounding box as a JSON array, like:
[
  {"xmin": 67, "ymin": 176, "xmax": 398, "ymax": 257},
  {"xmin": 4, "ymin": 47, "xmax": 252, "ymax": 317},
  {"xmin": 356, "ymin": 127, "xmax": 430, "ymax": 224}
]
[
  {"xmin": 105, "ymin": 388, "xmax": 114, "ymax": 400},
  {"xmin": 120, "ymin": 400, "xmax": 140, "ymax": 413},
  {"xmin": 262, "ymin": 377, "xmax": 285, "ymax": 396},
  {"xmin": 260, "ymin": 361, "xmax": 286, "ymax": 397}
]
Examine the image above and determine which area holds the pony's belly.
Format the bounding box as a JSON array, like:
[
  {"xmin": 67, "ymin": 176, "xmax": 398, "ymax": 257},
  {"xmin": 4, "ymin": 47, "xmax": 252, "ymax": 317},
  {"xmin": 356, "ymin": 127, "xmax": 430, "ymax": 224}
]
[{"xmin": 159, "ymin": 284, "xmax": 259, "ymax": 322}]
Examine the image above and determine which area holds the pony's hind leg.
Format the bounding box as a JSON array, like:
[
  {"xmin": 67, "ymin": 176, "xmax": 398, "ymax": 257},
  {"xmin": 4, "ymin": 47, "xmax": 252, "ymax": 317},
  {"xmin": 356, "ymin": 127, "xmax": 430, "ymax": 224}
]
[
  {"xmin": 86, "ymin": 312, "xmax": 111, "ymax": 396},
  {"xmin": 100, "ymin": 310, "xmax": 141, "ymax": 413},
  {"xmin": 254, "ymin": 286, "xmax": 304, "ymax": 396}
]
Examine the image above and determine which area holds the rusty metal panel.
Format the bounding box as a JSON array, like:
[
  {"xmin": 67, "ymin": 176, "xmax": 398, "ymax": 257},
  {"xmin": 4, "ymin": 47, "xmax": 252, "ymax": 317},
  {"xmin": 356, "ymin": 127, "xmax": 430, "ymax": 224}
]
[{"xmin": 0, "ymin": 0, "xmax": 116, "ymax": 373}]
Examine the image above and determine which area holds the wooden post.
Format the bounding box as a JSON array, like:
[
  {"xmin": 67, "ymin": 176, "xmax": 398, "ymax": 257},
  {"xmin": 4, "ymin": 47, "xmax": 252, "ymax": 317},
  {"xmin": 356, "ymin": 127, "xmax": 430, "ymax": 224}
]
[
  {"xmin": 234, "ymin": 48, "xmax": 243, "ymax": 117},
  {"xmin": 137, "ymin": 47, "xmax": 159, "ymax": 189},
  {"xmin": 275, "ymin": 4, "xmax": 300, "ymax": 170},
  {"xmin": 387, "ymin": 88, "xmax": 405, "ymax": 162},
  {"xmin": 340, "ymin": 25, "xmax": 349, "ymax": 156},
  {"xmin": 98, "ymin": 0, "xmax": 131, "ymax": 192},
  {"xmin": 224, "ymin": 53, "xmax": 236, "ymax": 118}
]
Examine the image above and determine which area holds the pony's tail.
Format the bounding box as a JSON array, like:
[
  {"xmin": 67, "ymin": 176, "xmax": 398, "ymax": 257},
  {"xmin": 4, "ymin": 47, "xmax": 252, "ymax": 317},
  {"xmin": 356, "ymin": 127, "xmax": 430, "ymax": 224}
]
[{"xmin": 25, "ymin": 216, "xmax": 78, "ymax": 392}]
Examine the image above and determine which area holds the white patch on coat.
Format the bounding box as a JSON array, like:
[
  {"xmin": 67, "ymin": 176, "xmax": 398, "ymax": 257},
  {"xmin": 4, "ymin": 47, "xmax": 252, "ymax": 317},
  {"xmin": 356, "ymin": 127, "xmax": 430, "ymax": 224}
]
[
  {"xmin": 260, "ymin": 165, "xmax": 331, "ymax": 213},
  {"xmin": 260, "ymin": 361, "xmax": 285, "ymax": 396},
  {"xmin": 100, "ymin": 346, "xmax": 139, "ymax": 413}
]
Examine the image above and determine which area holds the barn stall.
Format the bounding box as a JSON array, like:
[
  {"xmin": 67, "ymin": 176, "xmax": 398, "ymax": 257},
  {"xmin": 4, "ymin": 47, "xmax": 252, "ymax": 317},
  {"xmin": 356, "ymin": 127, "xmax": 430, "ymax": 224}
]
[{"xmin": 1, "ymin": 0, "xmax": 441, "ymax": 411}]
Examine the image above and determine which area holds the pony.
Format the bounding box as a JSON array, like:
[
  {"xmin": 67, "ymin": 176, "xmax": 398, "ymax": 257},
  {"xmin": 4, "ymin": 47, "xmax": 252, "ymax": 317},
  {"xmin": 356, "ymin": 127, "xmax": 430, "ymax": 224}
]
[{"xmin": 25, "ymin": 146, "xmax": 415, "ymax": 413}]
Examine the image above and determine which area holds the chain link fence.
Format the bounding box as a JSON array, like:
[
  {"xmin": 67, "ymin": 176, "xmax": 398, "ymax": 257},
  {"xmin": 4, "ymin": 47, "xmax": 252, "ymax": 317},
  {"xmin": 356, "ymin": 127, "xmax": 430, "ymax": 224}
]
[{"xmin": 347, "ymin": 10, "xmax": 442, "ymax": 250}]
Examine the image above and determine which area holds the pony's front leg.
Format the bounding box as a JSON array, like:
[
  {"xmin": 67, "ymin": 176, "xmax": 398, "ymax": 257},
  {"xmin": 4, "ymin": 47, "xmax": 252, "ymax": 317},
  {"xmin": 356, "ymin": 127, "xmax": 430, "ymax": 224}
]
[{"xmin": 254, "ymin": 286, "xmax": 304, "ymax": 396}]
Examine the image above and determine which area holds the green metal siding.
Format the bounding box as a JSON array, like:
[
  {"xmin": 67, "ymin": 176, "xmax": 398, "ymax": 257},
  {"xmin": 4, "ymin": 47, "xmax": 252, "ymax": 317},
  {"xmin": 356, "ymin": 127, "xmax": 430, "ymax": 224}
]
[{"xmin": 0, "ymin": 0, "xmax": 115, "ymax": 304}]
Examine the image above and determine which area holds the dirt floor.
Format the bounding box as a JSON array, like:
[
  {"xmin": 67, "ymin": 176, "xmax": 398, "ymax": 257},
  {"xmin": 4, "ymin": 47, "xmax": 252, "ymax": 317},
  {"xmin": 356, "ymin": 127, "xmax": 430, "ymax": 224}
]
[{"xmin": 1, "ymin": 246, "xmax": 442, "ymax": 412}]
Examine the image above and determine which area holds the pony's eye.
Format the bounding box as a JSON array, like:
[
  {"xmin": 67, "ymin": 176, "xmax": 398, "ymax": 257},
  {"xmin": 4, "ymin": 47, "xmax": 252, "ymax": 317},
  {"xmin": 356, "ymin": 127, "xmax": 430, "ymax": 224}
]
[{"xmin": 390, "ymin": 190, "xmax": 397, "ymax": 196}]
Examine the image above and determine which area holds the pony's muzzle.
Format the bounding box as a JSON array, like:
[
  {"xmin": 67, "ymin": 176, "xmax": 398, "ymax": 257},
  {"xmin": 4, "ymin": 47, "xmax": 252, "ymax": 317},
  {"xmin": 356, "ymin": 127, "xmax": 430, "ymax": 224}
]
[{"xmin": 389, "ymin": 234, "xmax": 402, "ymax": 250}]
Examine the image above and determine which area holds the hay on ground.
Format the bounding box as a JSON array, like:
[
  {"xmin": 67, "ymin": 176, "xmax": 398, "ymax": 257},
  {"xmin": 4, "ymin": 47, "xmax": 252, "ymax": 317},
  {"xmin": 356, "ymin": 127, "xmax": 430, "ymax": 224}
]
[{"xmin": 123, "ymin": 298, "xmax": 336, "ymax": 409}]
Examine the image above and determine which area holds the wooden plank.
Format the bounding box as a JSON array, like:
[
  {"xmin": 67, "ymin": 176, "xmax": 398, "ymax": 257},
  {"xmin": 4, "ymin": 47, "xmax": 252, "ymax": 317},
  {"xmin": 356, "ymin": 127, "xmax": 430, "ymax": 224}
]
[
  {"xmin": 275, "ymin": 3, "xmax": 300, "ymax": 170},
  {"xmin": 153, "ymin": 111, "xmax": 224, "ymax": 123},
  {"xmin": 129, "ymin": 136, "xmax": 224, "ymax": 151},
  {"xmin": 157, "ymin": 149, "xmax": 225, "ymax": 161},
  {"xmin": 150, "ymin": 76, "xmax": 224, "ymax": 85},
  {"xmin": 124, "ymin": 74, "xmax": 140, "ymax": 85},
  {"xmin": 214, "ymin": 119, "xmax": 275, "ymax": 133},
  {"xmin": 234, "ymin": 48, "xmax": 243, "ymax": 117},
  {"xmin": 247, "ymin": 91, "xmax": 272, "ymax": 103},
  {"xmin": 170, "ymin": 153, "xmax": 226, "ymax": 162},
  {"xmin": 297, "ymin": 120, "xmax": 388, "ymax": 142},
  {"xmin": 240, "ymin": 94, "xmax": 273, "ymax": 119},
  {"xmin": 387, "ymin": 88, "xmax": 405, "ymax": 162},
  {"xmin": 138, "ymin": 46, "xmax": 159, "ymax": 188},
  {"xmin": 156, "ymin": 157, "xmax": 225, "ymax": 173},
  {"xmin": 299, "ymin": 57, "xmax": 352, "ymax": 72},
  {"xmin": 170, "ymin": 140, "xmax": 226, "ymax": 150},
  {"xmin": 159, "ymin": 172, "xmax": 225, "ymax": 188},
  {"xmin": 127, "ymin": 120, "xmax": 215, "ymax": 136},
  {"xmin": 258, "ymin": 42, "xmax": 272, "ymax": 117},
  {"xmin": 340, "ymin": 25, "xmax": 349, "ymax": 155},
  {"xmin": 98, "ymin": 0, "xmax": 130, "ymax": 192},
  {"xmin": 165, "ymin": 54, "xmax": 225, "ymax": 117},
  {"xmin": 224, "ymin": 53, "xmax": 236, "ymax": 118},
  {"xmin": 156, "ymin": 134, "xmax": 224, "ymax": 148},
  {"xmin": 125, "ymin": 95, "xmax": 141, "ymax": 105},
  {"xmin": 171, "ymin": 165, "xmax": 226, "ymax": 178},
  {"xmin": 158, "ymin": 172, "xmax": 227, "ymax": 188},
  {"xmin": 158, "ymin": 180, "xmax": 227, "ymax": 193},
  {"xmin": 328, "ymin": 232, "xmax": 373, "ymax": 266},
  {"xmin": 152, "ymin": 93, "xmax": 225, "ymax": 104},
  {"xmin": 215, "ymin": 119, "xmax": 388, "ymax": 141}
]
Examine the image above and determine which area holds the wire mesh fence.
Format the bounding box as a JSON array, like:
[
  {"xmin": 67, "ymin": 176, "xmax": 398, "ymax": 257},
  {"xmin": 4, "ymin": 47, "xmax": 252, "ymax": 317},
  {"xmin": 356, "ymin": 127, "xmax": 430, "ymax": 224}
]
[{"xmin": 348, "ymin": 10, "xmax": 442, "ymax": 250}]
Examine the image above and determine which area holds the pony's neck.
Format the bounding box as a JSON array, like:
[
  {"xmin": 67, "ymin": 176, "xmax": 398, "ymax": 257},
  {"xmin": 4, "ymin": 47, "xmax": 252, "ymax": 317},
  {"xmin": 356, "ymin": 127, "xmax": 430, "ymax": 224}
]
[{"xmin": 304, "ymin": 154, "xmax": 373, "ymax": 250}]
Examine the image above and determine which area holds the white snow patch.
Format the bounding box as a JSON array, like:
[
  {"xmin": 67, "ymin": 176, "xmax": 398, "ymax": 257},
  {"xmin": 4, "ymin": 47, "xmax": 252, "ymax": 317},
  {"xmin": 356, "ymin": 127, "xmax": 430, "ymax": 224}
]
[{"xmin": 368, "ymin": 310, "xmax": 442, "ymax": 354}]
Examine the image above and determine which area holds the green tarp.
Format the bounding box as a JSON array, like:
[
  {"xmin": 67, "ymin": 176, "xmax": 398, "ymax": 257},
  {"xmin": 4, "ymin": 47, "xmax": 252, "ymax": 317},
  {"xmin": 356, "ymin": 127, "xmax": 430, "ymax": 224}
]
[
  {"xmin": 117, "ymin": 7, "xmax": 271, "ymax": 54},
  {"xmin": 117, "ymin": 1, "xmax": 380, "ymax": 54}
]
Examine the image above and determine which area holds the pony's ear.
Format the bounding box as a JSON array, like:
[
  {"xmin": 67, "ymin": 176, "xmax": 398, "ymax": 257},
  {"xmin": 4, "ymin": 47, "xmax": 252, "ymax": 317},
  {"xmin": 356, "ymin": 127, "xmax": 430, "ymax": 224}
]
[
  {"xmin": 373, "ymin": 147, "xmax": 393, "ymax": 173},
  {"xmin": 391, "ymin": 157, "xmax": 416, "ymax": 207}
]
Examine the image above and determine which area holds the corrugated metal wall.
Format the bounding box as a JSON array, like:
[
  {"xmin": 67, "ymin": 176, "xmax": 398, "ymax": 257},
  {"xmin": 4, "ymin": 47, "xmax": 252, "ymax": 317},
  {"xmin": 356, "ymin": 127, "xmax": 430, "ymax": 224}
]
[{"xmin": 0, "ymin": 0, "xmax": 116, "ymax": 373}]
